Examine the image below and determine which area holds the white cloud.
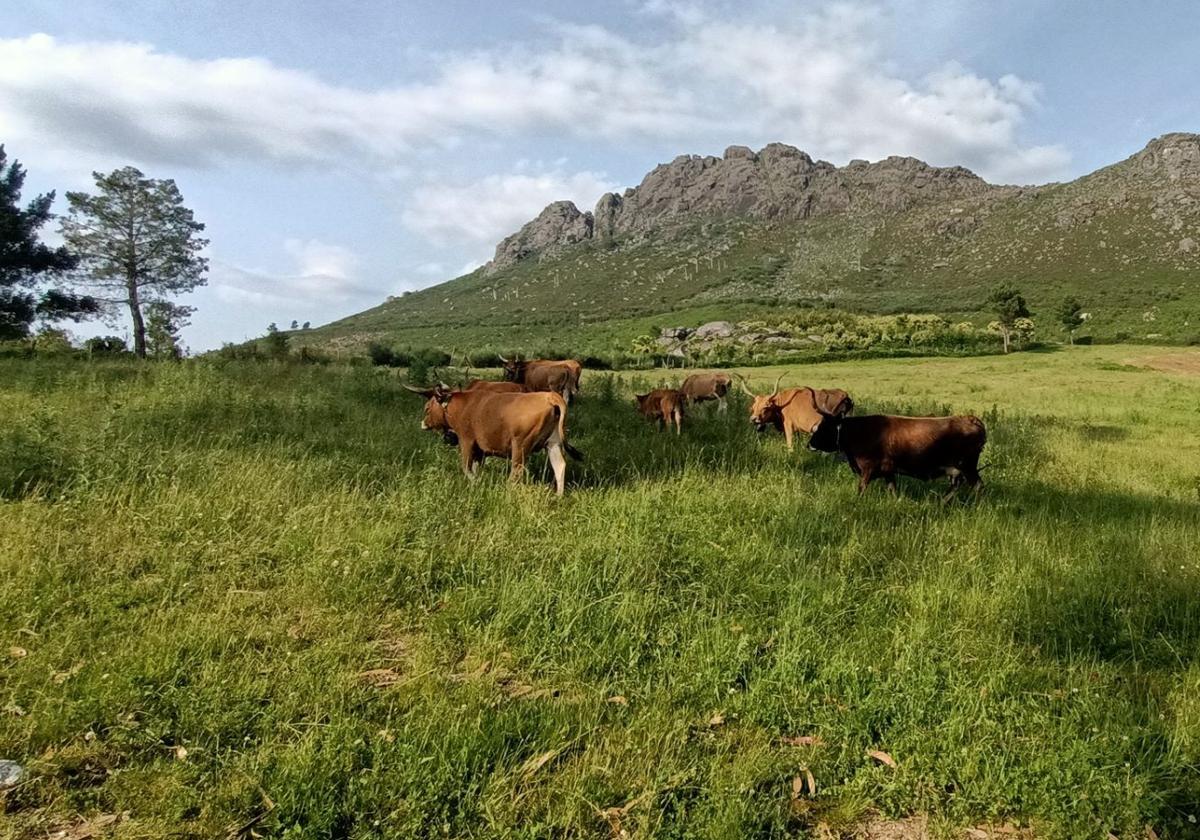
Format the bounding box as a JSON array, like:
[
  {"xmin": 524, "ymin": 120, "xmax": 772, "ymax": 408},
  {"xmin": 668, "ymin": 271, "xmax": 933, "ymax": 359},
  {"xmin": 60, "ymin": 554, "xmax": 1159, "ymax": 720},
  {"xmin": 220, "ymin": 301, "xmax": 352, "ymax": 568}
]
[
  {"xmin": 0, "ymin": 10, "xmax": 1068, "ymax": 184},
  {"xmin": 402, "ymin": 167, "xmax": 616, "ymax": 248},
  {"xmin": 210, "ymin": 239, "xmax": 371, "ymax": 307},
  {"xmin": 282, "ymin": 238, "xmax": 359, "ymax": 281}
]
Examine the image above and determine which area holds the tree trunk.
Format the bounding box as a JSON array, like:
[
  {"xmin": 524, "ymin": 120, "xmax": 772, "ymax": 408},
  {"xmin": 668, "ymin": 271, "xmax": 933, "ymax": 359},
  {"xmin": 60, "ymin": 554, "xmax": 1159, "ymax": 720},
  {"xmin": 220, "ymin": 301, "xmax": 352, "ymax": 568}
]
[
  {"xmin": 1002, "ymin": 327, "xmax": 1010, "ymax": 354},
  {"xmin": 127, "ymin": 278, "xmax": 146, "ymax": 358}
]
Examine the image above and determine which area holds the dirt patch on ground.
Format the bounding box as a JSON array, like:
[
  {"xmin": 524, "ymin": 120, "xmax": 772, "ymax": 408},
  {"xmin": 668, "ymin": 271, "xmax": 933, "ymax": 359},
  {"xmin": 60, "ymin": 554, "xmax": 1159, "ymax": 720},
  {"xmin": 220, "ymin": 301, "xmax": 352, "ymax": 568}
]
[
  {"xmin": 1128, "ymin": 351, "xmax": 1200, "ymax": 376},
  {"xmin": 821, "ymin": 816, "xmax": 1033, "ymax": 839}
]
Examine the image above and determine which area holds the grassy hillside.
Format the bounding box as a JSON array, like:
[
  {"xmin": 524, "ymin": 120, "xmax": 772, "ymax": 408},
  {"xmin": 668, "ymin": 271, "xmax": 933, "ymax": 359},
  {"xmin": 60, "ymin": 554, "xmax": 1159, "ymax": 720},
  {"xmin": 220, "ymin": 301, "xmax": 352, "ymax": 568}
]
[
  {"xmin": 3, "ymin": 348, "xmax": 1200, "ymax": 837},
  {"xmin": 301, "ymin": 140, "xmax": 1200, "ymax": 357}
]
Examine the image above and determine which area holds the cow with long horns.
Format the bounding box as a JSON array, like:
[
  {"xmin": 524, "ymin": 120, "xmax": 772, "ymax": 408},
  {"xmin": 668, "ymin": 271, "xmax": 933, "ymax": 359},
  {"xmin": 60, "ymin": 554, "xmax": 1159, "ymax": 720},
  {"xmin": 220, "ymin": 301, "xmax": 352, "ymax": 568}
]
[
  {"xmin": 499, "ymin": 355, "xmax": 582, "ymax": 403},
  {"xmin": 739, "ymin": 373, "xmax": 854, "ymax": 451},
  {"xmin": 404, "ymin": 383, "xmax": 581, "ymax": 495}
]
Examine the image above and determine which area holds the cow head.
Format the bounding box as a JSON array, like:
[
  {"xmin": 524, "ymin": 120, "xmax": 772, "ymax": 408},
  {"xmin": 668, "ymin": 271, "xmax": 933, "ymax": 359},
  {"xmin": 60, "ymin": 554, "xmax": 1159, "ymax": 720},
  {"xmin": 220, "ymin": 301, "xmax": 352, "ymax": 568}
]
[
  {"xmin": 743, "ymin": 373, "xmax": 802, "ymax": 432},
  {"xmin": 633, "ymin": 393, "xmax": 653, "ymax": 415},
  {"xmin": 403, "ymin": 383, "xmax": 453, "ymax": 431},
  {"xmin": 807, "ymin": 411, "xmax": 842, "ymax": 452},
  {"xmin": 499, "ymin": 354, "xmax": 526, "ymax": 382}
]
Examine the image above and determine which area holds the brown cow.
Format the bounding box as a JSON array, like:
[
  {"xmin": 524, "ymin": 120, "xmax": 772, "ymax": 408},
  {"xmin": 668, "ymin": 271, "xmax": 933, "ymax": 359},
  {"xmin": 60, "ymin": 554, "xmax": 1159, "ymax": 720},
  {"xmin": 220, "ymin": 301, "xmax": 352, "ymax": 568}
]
[
  {"xmin": 408, "ymin": 387, "xmax": 582, "ymax": 495},
  {"xmin": 740, "ymin": 374, "xmax": 854, "ymax": 451},
  {"xmin": 634, "ymin": 388, "xmax": 685, "ymax": 435},
  {"xmin": 680, "ymin": 372, "xmax": 732, "ymax": 413},
  {"xmin": 464, "ymin": 379, "xmax": 526, "ymax": 393},
  {"xmin": 500, "ymin": 356, "xmax": 582, "ymax": 403},
  {"xmin": 807, "ymin": 410, "xmax": 986, "ymax": 497}
]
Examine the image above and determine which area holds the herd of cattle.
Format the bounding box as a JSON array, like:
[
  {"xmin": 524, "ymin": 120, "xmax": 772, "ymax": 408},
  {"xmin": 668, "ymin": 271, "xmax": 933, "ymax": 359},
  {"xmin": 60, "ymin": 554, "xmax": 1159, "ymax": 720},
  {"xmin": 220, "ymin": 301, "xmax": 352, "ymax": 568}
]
[{"xmin": 404, "ymin": 355, "xmax": 987, "ymax": 498}]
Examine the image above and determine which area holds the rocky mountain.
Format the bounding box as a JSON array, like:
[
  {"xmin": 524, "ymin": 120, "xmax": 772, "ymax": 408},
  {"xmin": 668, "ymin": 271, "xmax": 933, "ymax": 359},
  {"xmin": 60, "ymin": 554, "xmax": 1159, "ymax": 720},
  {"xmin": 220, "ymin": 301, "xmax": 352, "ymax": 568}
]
[
  {"xmin": 487, "ymin": 143, "xmax": 996, "ymax": 273},
  {"xmin": 306, "ymin": 133, "xmax": 1200, "ymax": 353}
]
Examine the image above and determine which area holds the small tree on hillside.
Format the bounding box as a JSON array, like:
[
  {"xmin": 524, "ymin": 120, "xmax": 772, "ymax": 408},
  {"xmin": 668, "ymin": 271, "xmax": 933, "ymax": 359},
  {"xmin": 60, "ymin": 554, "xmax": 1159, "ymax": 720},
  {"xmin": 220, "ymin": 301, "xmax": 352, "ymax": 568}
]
[
  {"xmin": 988, "ymin": 284, "xmax": 1031, "ymax": 353},
  {"xmin": 264, "ymin": 322, "xmax": 290, "ymax": 359},
  {"xmin": 60, "ymin": 167, "xmax": 208, "ymax": 358},
  {"xmin": 145, "ymin": 301, "xmax": 192, "ymax": 359},
  {"xmin": 0, "ymin": 145, "xmax": 96, "ymax": 340},
  {"xmin": 1056, "ymin": 297, "xmax": 1084, "ymax": 344}
]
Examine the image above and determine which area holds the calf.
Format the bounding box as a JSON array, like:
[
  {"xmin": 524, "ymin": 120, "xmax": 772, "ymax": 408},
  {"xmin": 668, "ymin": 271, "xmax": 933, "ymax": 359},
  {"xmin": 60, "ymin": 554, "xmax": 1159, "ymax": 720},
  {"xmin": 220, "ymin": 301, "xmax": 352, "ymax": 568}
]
[
  {"xmin": 808, "ymin": 411, "xmax": 986, "ymax": 497},
  {"xmin": 634, "ymin": 388, "xmax": 685, "ymax": 435},
  {"xmin": 416, "ymin": 388, "xmax": 581, "ymax": 495}
]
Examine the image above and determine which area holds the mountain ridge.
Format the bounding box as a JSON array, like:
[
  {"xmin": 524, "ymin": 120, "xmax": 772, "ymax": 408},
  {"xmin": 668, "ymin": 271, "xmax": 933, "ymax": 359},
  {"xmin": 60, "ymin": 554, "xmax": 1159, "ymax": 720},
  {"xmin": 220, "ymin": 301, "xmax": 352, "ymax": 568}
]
[{"xmin": 306, "ymin": 133, "xmax": 1200, "ymax": 353}]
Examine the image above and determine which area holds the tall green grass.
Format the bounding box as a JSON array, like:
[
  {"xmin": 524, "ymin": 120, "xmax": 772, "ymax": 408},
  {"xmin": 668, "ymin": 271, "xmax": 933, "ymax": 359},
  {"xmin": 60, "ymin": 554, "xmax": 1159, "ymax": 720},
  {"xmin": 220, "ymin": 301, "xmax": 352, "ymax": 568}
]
[{"xmin": 2, "ymin": 347, "xmax": 1199, "ymax": 838}]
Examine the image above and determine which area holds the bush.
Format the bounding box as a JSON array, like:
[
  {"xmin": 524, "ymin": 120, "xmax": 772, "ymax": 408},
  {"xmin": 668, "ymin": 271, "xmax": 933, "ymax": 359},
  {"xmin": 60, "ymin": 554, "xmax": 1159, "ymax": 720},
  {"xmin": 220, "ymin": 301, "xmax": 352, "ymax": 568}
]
[
  {"xmin": 367, "ymin": 343, "xmax": 399, "ymax": 367},
  {"xmin": 0, "ymin": 415, "xmax": 72, "ymax": 500},
  {"xmin": 84, "ymin": 336, "xmax": 129, "ymax": 357}
]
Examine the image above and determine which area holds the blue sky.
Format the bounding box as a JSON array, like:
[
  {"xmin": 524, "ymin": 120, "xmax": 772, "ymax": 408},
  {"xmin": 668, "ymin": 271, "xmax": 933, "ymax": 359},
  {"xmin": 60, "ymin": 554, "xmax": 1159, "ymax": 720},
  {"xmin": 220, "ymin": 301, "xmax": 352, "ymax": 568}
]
[{"xmin": 2, "ymin": 0, "xmax": 1197, "ymax": 350}]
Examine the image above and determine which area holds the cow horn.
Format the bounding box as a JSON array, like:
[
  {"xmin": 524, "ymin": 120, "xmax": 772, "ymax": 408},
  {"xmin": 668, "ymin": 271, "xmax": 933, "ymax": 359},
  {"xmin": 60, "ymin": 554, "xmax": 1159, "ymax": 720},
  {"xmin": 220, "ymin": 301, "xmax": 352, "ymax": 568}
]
[
  {"xmin": 770, "ymin": 371, "xmax": 788, "ymax": 398},
  {"xmin": 732, "ymin": 372, "xmax": 755, "ymax": 396},
  {"xmin": 402, "ymin": 384, "xmax": 433, "ymax": 395},
  {"xmin": 498, "ymin": 354, "xmax": 509, "ymax": 363}
]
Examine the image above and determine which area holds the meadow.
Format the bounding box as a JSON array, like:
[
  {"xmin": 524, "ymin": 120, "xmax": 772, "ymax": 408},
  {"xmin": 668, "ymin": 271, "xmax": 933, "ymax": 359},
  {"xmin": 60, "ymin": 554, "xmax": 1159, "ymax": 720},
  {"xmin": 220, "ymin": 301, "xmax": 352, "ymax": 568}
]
[{"xmin": 2, "ymin": 346, "xmax": 1200, "ymax": 838}]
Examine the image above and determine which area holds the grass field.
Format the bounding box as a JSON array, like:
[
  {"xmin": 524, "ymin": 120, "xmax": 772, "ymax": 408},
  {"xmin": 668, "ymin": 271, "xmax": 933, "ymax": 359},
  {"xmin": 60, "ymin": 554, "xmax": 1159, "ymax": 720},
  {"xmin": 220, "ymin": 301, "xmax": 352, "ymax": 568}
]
[{"xmin": 2, "ymin": 347, "xmax": 1200, "ymax": 838}]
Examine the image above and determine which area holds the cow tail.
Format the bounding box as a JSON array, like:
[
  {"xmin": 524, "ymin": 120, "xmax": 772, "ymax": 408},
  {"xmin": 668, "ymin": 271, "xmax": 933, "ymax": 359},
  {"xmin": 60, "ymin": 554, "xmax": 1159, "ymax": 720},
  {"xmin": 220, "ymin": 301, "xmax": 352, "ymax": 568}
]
[{"xmin": 553, "ymin": 398, "xmax": 584, "ymax": 461}]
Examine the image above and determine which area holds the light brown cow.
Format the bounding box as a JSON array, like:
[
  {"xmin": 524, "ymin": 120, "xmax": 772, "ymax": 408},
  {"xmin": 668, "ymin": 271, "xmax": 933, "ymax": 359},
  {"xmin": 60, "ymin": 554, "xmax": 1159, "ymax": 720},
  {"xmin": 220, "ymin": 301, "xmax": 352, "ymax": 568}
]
[
  {"xmin": 500, "ymin": 356, "xmax": 582, "ymax": 403},
  {"xmin": 463, "ymin": 379, "xmax": 526, "ymax": 394},
  {"xmin": 740, "ymin": 373, "xmax": 854, "ymax": 451},
  {"xmin": 808, "ymin": 410, "xmax": 986, "ymax": 498},
  {"xmin": 680, "ymin": 372, "xmax": 732, "ymax": 413},
  {"xmin": 406, "ymin": 386, "xmax": 581, "ymax": 495},
  {"xmin": 635, "ymin": 388, "xmax": 685, "ymax": 435}
]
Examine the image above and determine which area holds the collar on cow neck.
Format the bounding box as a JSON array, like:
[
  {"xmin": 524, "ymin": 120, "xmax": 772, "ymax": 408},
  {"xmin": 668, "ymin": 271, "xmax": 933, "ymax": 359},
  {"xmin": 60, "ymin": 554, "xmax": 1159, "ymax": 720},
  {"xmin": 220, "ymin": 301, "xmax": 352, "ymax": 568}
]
[{"xmin": 835, "ymin": 421, "xmax": 843, "ymax": 452}]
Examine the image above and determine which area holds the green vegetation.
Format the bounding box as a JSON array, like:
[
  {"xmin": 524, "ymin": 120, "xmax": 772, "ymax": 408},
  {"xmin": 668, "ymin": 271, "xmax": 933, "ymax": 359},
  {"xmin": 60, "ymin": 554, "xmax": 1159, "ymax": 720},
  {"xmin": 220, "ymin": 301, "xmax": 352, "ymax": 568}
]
[
  {"xmin": 60, "ymin": 166, "xmax": 208, "ymax": 359},
  {"xmin": 3, "ymin": 347, "xmax": 1200, "ymax": 837},
  {"xmin": 300, "ymin": 152, "xmax": 1200, "ymax": 356}
]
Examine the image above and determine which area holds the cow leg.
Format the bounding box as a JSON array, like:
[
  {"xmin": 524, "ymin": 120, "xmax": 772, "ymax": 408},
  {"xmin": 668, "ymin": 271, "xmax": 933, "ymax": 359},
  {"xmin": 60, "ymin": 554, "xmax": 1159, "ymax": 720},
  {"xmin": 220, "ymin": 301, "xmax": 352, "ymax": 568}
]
[
  {"xmin": 856, "ymin": 463, "xmax": 875, "ymax": 494},
  {"xmin": 784, "ymin": 425, "xmax": 794, "ymax": 452},
  {"xmin": 674, "ymin": 409, "xmax": 682, "ymax": 435},
  {"xmin": 717, "ymin": 396, "xmax": 727, "ymax": 414},
  {"xmin": 547, "ymin": 442, "xmax": 566, "ymax": 496},
  {"xmin": 459, "ymin": 440, "xmax": 478, "ymax": 480},
  {"xmin": 509, "ymin": 441, "xmax": 526, "ymax": 483},
  {"xmin": 884, "ymin": 474, "xmax": 898, "ymax": 495}
]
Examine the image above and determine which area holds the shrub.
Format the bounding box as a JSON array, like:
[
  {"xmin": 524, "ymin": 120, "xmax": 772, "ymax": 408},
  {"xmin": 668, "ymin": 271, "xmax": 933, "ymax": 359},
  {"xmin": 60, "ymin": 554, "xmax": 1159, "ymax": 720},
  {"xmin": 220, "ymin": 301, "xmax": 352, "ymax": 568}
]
[
  {"xmin": 367, "ymin": 342, "xmax": 399, "ymax": 367},
  {"xmin": 0, "ymin": 415, "xmax": 72, "ymax": 500}
]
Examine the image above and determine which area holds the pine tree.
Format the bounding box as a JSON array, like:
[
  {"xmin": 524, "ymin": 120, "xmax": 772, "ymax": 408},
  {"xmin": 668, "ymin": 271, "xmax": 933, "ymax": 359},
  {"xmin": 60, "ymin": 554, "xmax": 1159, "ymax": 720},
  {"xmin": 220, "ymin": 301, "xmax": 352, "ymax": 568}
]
[
  {"xmin": 60, "ymin": 167, "xmax": 207, "ymax": 357},
  {"xmin": 0, "ymin": 145, "xmax": 94, "ymax": 340}
]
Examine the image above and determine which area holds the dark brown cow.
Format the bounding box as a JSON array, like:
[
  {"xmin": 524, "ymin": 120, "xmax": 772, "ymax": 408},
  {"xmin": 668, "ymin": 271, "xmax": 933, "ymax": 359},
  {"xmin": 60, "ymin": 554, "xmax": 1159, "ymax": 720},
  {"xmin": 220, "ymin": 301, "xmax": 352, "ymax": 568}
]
[
  {"xmin": 808, "ymin": 410, "xmax": 986, "ymax": 497},
  {"xmin": 634, "ymin": 388, "xmax": 685, "ymax": 435},
  {"xmin": 680, "ymin": 372, "xmax": 732, "ymax": 413},
  {"xmin": 409, "ymin": 387, "xmax": 581, "ymax": 495},
  {"xmin": 500, "ymin": 356, "xmax": 582, "ymax": 403},
  {"xmin": 740, "ymin": 374, "xmax": 854, "ymax": 451}
]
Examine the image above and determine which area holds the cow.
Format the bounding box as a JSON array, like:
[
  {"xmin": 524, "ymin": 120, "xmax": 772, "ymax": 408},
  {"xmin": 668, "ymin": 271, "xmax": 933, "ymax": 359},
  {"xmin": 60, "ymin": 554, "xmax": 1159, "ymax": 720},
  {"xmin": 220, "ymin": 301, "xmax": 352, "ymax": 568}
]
[
  {"xmin": 807, "ymin": 409, "xmax": 986, "ymax": 498},
  {"xmin": 499, "ymin": 355, "xmax": 582, "ymax": 403},
  {"xmin": 634, "ymin": 388, "xmax": 685, "ymax": 435},
  {"xmin": 464, "ymin": 379, "xmax": 526, "ymax": 394},
  {"xmin": 679, "ymin": 372, "xmax": 733, "ymax": 413},
  {"xmin": 739, "ymin": 374, "xmax": 854, "ymax": 451},
  {"xmin": 405, "ymin": 386, "xmax": 582, "ymax": 495}
]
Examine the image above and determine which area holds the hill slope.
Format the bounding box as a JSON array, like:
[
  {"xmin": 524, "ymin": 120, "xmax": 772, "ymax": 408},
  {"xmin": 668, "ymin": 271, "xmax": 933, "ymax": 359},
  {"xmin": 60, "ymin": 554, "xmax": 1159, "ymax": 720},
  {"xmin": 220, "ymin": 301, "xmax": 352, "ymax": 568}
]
[{"xmin": 308, "ymin": 134, "xmax": 1200, "ymax": 353}]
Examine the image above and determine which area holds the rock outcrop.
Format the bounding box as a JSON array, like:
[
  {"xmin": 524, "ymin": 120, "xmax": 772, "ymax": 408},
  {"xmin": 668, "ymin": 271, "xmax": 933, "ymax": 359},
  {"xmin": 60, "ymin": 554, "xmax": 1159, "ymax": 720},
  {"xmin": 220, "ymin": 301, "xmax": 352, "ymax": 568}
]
[
  {"xmin": 485, "ymin": 141, "xmax": 993, "ymax": 272},
  {"xmin": 489, "ymin": 201, "xmax": 594, "ymax": 272}
]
